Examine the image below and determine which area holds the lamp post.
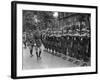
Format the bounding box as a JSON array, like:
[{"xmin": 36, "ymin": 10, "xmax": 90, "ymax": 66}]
[{"xmin": 53, "ymin": 12, "xmax": 59, "ymax": 35}]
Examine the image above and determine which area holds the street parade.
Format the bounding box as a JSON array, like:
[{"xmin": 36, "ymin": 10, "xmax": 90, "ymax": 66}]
[{"xmin": 22, "ymin": 11, "xmax": 91, "ymax": 69}]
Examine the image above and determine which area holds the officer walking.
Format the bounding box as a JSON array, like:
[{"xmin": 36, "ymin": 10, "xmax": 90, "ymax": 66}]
[{"xmin": 35, "ymin": 39, "xmax": 42, "ymax": 59}]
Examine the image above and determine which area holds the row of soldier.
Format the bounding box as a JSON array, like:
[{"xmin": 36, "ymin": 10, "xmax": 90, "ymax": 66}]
[{"xmin": 41, "ymin": 34, "xmax": 90, "ymax": 62}]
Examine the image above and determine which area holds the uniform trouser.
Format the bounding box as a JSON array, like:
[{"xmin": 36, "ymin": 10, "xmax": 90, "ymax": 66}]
[
  {"xmin": 39, "ymin": 50, "xmax": 41, "ymax": 57},
  {"xmin": 67, "ymin": 44, "xmax": 72, "ymax": 56},
  {"xmin": 30, "ymin": 48, "xmax": 33, "ymax": 55},
  {"xmin": 23, "ymin": 41, "xmax": 26, "ymax": 47},
  {"xmin": 62, "ymin": 48, "xmax": 67, "ymax": 55},
  {"xmin": 36, "ymin": 49, "xmax": 41, "ymax": 57},
  {"xmin": 55, "ymin": 46, "xmax": 58, "ymax": 53},
  {"xmin": 82, "ymin": 46, "xmax": 90, "ymax": 62},
  {"xmin": 36, "ymin": 51, "xmax": 38, "ymax": 57},
  {"xmin": 30, "ymin": 45, "xmax": 34, "ymax": 55}
]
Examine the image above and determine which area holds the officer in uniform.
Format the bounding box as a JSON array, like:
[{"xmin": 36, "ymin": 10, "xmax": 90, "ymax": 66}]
[
  {"xmin": 61, "ymin": 35, "xmax": 67, "ymax": 55},
  {"xmin": 35, "ymin": 39, "xmax": 42, "ymax": 58},
  {"xmin": 67, "ymin": 35, "xmax": 73, "ymax": 57},
  {"xmin": 57, "ymin": 36, "xmax": 61, "ymax": 54},
  {"xmin": 72, "ymin": 36, "xmax": 79, "ymax": 59},
  {"xmin": 82, "ymin": 36, "xmax": 90, "ymax": 62}
]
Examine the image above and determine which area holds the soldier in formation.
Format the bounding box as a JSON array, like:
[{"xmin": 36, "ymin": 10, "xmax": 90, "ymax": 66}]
[{"xmin": 42, "ymin": 33, "xmax": 90, "ymax": 62}]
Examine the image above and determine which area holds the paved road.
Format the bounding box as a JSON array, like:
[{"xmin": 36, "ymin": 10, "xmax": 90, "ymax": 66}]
[{"xmin": 22, "ymin": 44, "xmax": 79, "ymax": 70}]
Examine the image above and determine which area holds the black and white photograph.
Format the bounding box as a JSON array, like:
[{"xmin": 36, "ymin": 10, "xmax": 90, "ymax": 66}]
[
  {"xmin": 11, "ymin": 1, "xmax": 97, "ymax": 79},
  {"xmin": 22, "ymin": 10, "xmax": 91, "ymax": 69}
]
